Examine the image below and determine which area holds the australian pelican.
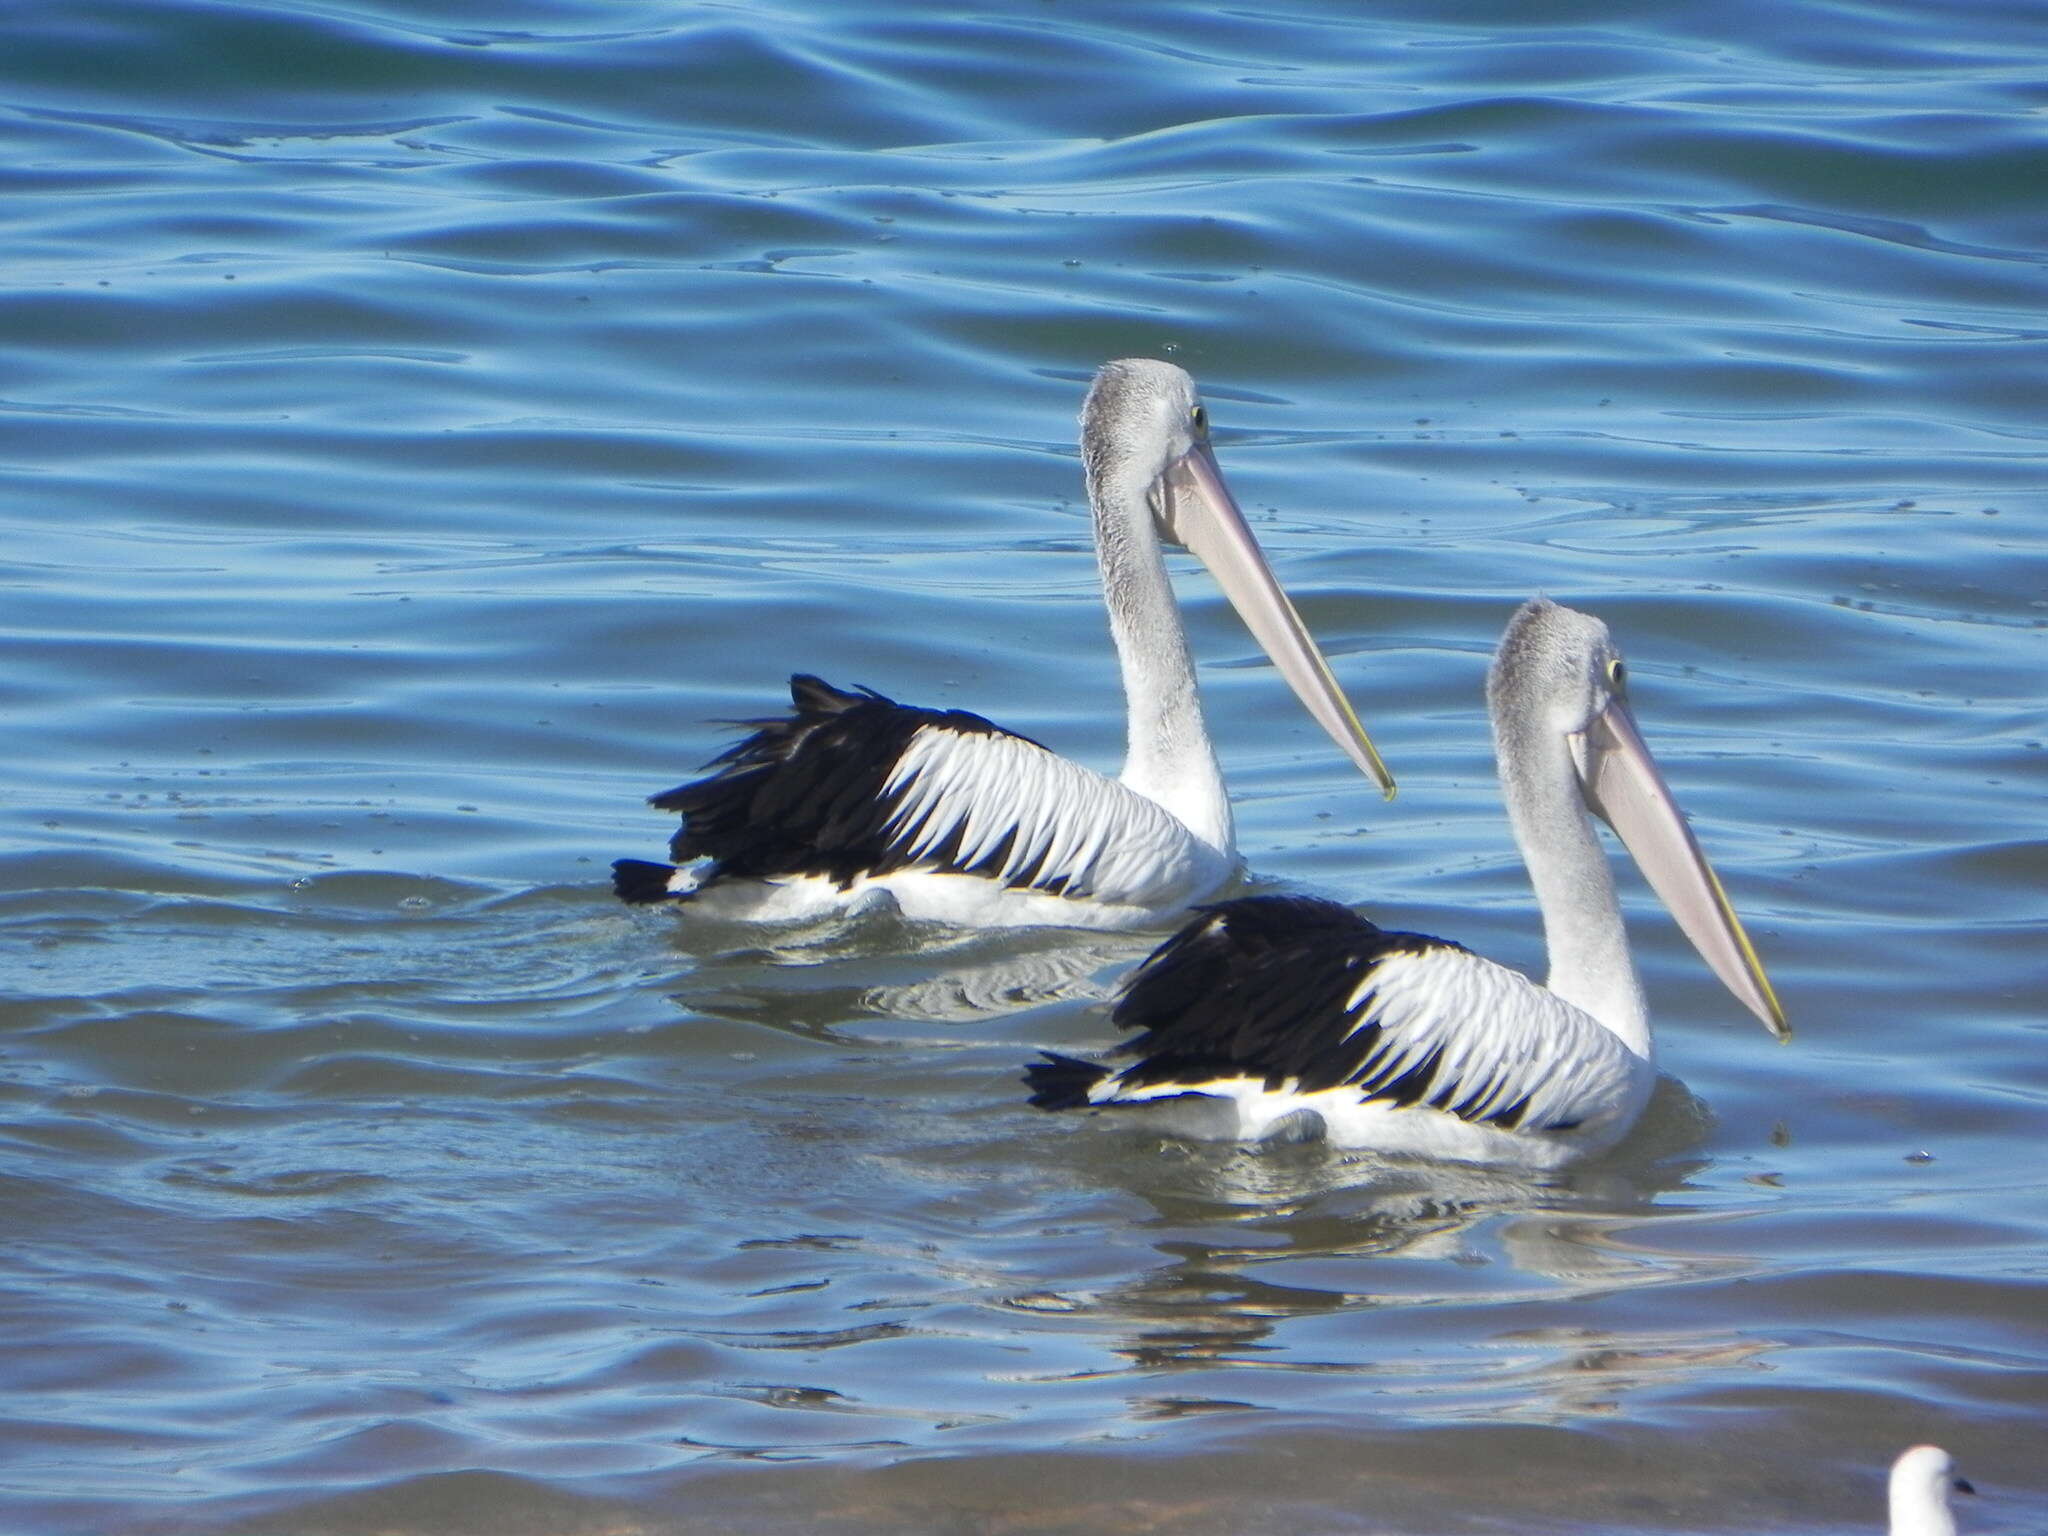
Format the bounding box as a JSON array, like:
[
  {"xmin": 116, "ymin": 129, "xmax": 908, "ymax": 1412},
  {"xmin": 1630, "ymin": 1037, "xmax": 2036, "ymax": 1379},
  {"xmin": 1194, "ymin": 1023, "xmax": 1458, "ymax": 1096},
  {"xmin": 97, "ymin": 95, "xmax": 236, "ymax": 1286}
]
[
  {"xmin": 611, "ymin": 359, "xmax": 1394, "ymax": 931},
  {"xmin": 1027, "ymin": 597, "xmax": 1787, "ymax": 1166},
  {"xmin": 1891, "ymin": 1447, "xmax": 1975, "ymax": 1536}
]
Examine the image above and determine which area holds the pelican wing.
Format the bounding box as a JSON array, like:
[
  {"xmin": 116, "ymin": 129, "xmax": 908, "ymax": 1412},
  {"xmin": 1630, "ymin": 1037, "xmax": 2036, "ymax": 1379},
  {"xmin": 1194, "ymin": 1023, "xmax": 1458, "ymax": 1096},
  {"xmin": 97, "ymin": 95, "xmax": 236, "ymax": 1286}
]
[
  {"xmin": 877, "ymin": 714, "xmax": 1210, "ymax": 905},
  {"xmin": 649, "ymin": 675, "xmax": 1203, "ymax": 905},
  {"xmin": 1090, "ymin": 895, "xmax": 1640, "ymax": 1133}
]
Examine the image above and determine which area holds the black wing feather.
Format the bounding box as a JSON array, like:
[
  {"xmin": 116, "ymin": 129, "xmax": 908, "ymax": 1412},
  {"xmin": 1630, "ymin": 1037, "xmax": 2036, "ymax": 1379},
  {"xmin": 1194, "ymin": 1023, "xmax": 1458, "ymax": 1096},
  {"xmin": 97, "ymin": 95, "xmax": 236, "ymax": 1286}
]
[
  {"xmin": 1022, "ymin": 1052, "xmax": 1113, "ymax": 1110},
  {"xmin": 611, "ymin": 857, "xmax": 681, "ymax": 905},
  {"xmin": 1068, "ymin": 894, "xmax": 1569, "ymax": 1136},
  {"xmin": 1101, "ymin": 896, "xmax": 1456, "ymax": 1094},
  {"xmin": 631, "ymin": 674, "xmax": 1044, "ymax": 893}
]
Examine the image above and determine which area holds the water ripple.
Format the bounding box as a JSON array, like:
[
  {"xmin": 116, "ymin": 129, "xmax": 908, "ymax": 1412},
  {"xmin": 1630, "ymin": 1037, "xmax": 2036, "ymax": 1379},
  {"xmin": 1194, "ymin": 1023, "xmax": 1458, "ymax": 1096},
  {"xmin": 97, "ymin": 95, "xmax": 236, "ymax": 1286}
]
[{"xmin": 3, "ymin": 0, "xmax": 2045, "ymax": 1532}]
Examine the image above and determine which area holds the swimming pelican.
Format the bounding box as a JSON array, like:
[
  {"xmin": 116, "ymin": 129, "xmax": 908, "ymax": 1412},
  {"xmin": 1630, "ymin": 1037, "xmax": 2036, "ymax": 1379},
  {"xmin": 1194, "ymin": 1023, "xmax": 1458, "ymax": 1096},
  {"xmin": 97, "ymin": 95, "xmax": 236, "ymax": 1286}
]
[
  {"xmin": 611, "ymin": 358, "xmax": 1395, "ymax": 931},
  {"xmin": 1891, "ymin": 1447, "xmax": 1975, "ymax": 1536},
  {"xmin": 1026, "ymin": 597, "xmax": 1786, "ymax": 1166}
]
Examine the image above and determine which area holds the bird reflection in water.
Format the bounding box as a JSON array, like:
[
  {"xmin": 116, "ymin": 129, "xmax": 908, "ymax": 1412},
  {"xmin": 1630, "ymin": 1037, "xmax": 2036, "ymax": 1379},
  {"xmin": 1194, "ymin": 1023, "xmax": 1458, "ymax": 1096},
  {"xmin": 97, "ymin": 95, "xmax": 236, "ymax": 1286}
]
[
  {"xmin": 632, "ymin": 910, "xmax": 1781, "ymax": 1431},
  {"xmin": 1010, "ymin": 1096, "xmax": 1772, "ymax": 1426},
  {"xmin": 647, "ymin": 910, "xmax": 1153, "ymax": 1041}
]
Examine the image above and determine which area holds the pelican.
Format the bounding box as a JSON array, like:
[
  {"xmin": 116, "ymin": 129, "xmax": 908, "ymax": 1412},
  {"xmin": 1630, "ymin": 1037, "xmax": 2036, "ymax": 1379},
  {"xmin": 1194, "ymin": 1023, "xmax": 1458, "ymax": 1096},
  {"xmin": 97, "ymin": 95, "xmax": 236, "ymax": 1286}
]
[
  {"xmin": 1026, "ymin": 597, "xmax": 1787, "ymax": 1167},
  {"xmin": 610, "ymin": 359, "xmax": 1395, "ymax": 931},
  {"xmin": 1891, "ymin": 1447, "xmax": 1975, "ymax": 1536}
]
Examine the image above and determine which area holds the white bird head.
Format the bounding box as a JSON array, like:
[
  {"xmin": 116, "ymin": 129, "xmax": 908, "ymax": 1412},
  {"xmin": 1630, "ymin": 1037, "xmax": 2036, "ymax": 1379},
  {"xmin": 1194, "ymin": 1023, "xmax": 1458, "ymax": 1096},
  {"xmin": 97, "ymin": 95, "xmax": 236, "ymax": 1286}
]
[
  {"xmin": 1489, "ymin": 597, "xmax": 1788, "ymax": 1038},
  {"xmin": 1080, "ymin": 358, "xmax": 1396, "ymax": 798},
  {"xmin": 1890, "ymin": 1445, "xmax": 1975, "ymax": 1536}
]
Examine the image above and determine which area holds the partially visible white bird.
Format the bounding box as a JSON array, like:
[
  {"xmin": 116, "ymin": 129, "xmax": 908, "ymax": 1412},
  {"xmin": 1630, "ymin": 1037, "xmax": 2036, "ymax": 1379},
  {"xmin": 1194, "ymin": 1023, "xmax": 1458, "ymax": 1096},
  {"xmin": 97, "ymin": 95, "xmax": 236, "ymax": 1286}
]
[
  {"xmin": 1890, "ymin": 1446, "xmax": 1975, "ymax": 1536},
  {"xmin": 611, "ymin": 358, "xmax": 1394, "ymax": 932},
  {"xmin": 1027, "ymin": 597, "xmax": 1787, "ymax": 1167}
]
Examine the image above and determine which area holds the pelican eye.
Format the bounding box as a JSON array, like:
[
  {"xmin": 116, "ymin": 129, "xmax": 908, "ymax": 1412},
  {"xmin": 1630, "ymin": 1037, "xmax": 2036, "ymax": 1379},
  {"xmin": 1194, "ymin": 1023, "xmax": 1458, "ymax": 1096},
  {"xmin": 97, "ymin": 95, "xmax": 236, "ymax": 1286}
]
[
  {"xmin": 1190, "ymin": 404, "xmax": 1209, "ymax": 436},
  {"xmin": 1606, "ymin": 658, "xmax": 1628, "ymax": 691}
]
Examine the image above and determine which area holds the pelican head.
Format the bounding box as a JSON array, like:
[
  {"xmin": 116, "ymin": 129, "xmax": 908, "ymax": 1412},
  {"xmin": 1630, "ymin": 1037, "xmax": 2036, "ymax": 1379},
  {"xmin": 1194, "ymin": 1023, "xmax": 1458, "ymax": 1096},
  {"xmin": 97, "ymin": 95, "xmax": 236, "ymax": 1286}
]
[
  {"xmin": 1081, "ymin": 359, "xmax": 1395, "ymax": 798},
  {"xmin": 1891, "ymin": 1446, "xmax": 1975, "ymax": 1536},
  {"xmin": 1489, "ymin": 597, "xmax": 1788, "ymax": 1038}
]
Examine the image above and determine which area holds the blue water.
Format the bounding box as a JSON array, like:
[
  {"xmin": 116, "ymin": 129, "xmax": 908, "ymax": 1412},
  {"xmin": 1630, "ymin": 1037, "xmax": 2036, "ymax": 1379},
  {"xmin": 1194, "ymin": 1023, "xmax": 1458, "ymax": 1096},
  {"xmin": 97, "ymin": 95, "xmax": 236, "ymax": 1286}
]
[{"xmin": 2, "ymin": 2, "xmax": 2043, "ymax": 1532}]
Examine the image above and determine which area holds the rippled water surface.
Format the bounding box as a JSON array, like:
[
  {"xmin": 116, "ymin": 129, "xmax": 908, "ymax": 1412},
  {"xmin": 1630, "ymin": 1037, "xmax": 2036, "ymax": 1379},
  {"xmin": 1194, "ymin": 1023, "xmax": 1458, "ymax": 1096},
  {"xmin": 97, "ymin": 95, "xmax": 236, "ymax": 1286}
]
[{"xmin": 3, "ymin": 2, "xmax": 2044, "ymax": 1532}]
